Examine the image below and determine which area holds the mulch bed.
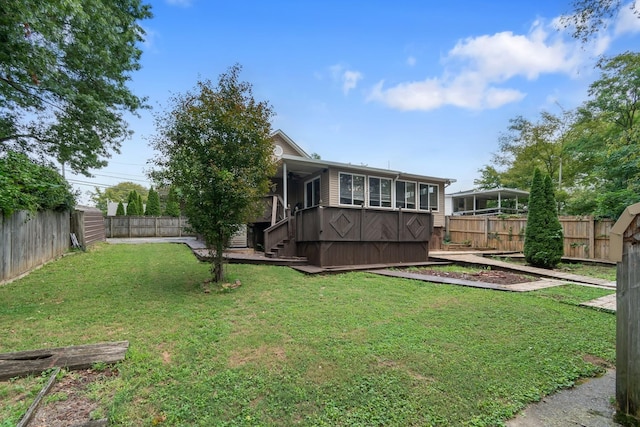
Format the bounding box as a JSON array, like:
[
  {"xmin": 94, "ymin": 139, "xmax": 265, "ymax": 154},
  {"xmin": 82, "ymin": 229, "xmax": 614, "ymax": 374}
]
[{"xmin": 411, "ymin": 268, "xmax": 537, "ymax": 285}]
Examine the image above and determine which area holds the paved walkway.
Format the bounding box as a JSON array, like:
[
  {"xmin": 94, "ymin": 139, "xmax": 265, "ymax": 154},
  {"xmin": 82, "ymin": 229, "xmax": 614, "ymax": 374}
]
[{"xmin": 506, "ymin": 369, "xmax": 620, "ymax": 426}]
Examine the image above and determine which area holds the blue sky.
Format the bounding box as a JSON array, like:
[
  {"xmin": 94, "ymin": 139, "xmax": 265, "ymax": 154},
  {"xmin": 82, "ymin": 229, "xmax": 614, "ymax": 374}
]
[{"xmin": 68, "ymin": 0, "xmax": 640, "ymax": 203}]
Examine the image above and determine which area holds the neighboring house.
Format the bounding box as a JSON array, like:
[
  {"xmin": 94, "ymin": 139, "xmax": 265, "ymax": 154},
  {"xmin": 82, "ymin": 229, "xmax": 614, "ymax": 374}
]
[
  {"xmin": 447, "ymin": 188, "xmax": 529, "ymax": 216},
  {"xmin": 252, "ymin": 130, "xmax": 456, "ymax": 267}
]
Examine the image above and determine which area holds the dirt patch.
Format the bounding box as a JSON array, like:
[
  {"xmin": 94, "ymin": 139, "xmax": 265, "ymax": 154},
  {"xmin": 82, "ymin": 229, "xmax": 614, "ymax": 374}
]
[
  {"xmin": 28, "ymin": 368, "xmax": 117, "ymax": 427},
  {"xmin": 411, "ymin": 268, "xmax": 537, "ymax": 285}
]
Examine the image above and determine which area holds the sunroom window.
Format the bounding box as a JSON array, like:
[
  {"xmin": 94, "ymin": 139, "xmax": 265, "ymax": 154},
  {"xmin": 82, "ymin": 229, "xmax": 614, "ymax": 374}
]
[
  {"xmin": 305, "ymin": 177, "xmax": 321, "ymax": 208},
  {"xmin": 339, "ymin": 173, "xmax": 365, "ymax": 206},
  {"xmin": 419, "ymin": 183, "xmax": 438, "ymax": 211},
  {"xmin": 396, "ymin": 180, "xmax": 416, "ymax": 209},
  {"xmin": 369, "ymin": 177, "xmax": 392, "ymax": 208}
]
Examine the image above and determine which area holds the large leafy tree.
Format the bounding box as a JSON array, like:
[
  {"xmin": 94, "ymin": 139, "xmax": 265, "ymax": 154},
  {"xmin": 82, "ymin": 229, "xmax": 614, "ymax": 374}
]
[
  {"xmin": 90, "ymin": 181, "xmax": 149, "ymax": 214},
  {"xmin": 151, "ymin": 65, "xmax": 276, "ymax": 283},
  {"xmin": 475, "ymin": 110, "xmax": 576, "ymax": 192},
  {"xmin": 566, "ymin": 52, "xmax": 640, "ymax": 218},
  {"xmin": 0, "ymin": 0, "xmax": 152, "ymax": 175}
]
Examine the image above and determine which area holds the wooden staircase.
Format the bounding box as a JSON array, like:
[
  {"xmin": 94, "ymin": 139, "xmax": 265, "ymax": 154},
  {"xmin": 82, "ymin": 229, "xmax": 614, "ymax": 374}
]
[{"xmin": 264, "ymin": 216, "xmax": 302, "ymax": 260}]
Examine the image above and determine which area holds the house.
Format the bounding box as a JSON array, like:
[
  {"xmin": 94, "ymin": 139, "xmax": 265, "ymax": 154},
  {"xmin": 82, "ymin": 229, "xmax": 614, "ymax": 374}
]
[
  {"xmin": 446, "ymin": 188, "xmax": 529, "ymax": 216},
  {"xmin": 250, "ymin": 130, "xmax": 455, "ymax": 267}
]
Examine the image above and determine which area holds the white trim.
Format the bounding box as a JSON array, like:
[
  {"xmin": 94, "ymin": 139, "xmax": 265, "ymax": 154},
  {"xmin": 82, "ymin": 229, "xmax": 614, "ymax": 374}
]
[
  {"xmin": 395, "ymin": 179, "xmax": 418, "ymax": 210},
  {"xmin": 304, "ymin": 176, "xmax": 321, "ymax": 208},
  {"xmin": 338, "ymin": 172, "xmax": 366, "ymax": 206},
  {"xmin": 419, "ymin": 183, "xmax": 439, "ymax": 212},
  {"xmin": 368, "ymin": 175, "xmax": 393, "ymax": 209}
]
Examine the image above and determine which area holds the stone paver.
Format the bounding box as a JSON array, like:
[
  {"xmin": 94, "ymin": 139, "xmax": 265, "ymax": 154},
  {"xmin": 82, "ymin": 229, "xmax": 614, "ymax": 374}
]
[
  {"xmin": 581, "ymin": 293, "xmax": 617, "ymax": 312},
  {"xmin": 506, "ymin": 369, "xmax": 620, "ymax": 427}
]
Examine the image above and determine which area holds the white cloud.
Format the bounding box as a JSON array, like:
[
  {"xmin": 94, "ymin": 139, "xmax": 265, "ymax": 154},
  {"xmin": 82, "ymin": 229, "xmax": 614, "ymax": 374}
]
[
  {"xmin": 368, "ymin": 19, "xmax": 592, "ymax": 111},
  {"xmin": 329, "ymin": 64, "xmax": 363, "ymax": 95},
  {"xmin": 614, "ymin": 0, "xmax": 640, "ymax": 35}
]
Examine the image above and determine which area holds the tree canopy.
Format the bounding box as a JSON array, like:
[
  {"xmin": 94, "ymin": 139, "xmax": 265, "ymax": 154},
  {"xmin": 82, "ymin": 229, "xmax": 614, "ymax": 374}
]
[
  {"xmin": 90, "ymin": 181, "xmax": 149, "ymax": 214},
  {"xmin": 475, "ymin": 51, "xmax": 640, "ymax": 219},
  {"xmin": 150, "ymin": 64, "xmax": 276, "ymax": 283},
  {"xmin": 563, "ymin": 0, "xmax": 639, "ymax": 42},
  {"xmin": 0, "ymin": 151, "xmax": 76, "ymax": 215},
  {"xmin": 0, "ymin": 0, "xmax": 152, "ymax": 175}
]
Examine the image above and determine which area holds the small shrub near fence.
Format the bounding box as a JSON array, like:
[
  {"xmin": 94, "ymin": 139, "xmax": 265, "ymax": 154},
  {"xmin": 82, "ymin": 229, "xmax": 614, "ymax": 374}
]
[
  {"xmin": 446, "ymin": 216, "xmax": 614, "ymax": 260},
  {"xmin": 104, "ymin": 216, "xmax": 194, "ymax": 238}
]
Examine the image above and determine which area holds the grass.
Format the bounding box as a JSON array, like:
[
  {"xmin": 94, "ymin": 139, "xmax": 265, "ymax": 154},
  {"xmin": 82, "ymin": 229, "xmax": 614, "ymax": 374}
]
[{"xmin": 0, "ymin": 243, "xmax": 616, "ymax": 426}]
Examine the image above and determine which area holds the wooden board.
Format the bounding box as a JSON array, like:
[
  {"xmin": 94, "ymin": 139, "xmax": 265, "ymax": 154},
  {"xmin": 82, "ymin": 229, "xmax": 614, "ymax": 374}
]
[{"xmin": 0, "ymin": 341, "xmax": 129, "ymax": 381}]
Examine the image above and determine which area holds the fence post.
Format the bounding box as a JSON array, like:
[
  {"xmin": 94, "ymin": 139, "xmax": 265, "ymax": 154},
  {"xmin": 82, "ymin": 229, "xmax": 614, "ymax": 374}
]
[
  {"xmin": 589, "ymin": 216, "xmax": 595, "ymax": 260},
  {"xmin": 610, "ymin": 202, "xmax": 640, "ymax": 422},
  {"xmin": 484, "ymin": 217, "xmax": 489, "ymax": 248}
]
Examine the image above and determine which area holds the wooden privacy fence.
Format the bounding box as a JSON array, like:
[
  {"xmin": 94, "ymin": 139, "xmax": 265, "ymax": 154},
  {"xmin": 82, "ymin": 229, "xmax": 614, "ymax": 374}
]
[
  {"xmin": 446, "ymin": 216, "xmax": 614, "ymax": 260},
  {"xmin": 104, "ymin": 216, "xmax": 194, "ymax": 238},
  {"xmin": 71, "ymin": 206, "xmax": 105, "ymax": 248},
  {"xmin": 1, "ymin": 210, "xmax": 70, "ymax": 283}
]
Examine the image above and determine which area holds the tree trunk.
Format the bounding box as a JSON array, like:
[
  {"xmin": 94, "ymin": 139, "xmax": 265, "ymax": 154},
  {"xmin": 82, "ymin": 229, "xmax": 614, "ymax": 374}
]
[{"xmin": 212, "ymin": 240, "xmax": 225, "ymax": 283}]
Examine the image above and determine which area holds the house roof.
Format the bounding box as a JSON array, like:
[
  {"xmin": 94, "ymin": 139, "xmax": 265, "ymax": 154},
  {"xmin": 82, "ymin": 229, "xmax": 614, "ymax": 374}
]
[
  {"xmin": 278, "ymin": 154, "xmax": 456, "ymax": 185},
  {"xmin": 447, "ymin": 188, "xmax": 529, "ymax": 200}
]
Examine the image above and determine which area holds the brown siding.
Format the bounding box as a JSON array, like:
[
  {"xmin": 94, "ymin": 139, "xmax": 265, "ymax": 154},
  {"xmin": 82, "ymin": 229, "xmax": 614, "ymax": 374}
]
[{"xmin": 295, "ymin": 206, "xmax": 432, "ymax": 267}]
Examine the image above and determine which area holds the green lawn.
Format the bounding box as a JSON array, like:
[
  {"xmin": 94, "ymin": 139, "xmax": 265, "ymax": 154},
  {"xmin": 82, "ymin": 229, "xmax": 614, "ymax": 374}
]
[{"xmin": 0, "ymin": 243, "xmax": 616, "ymax": 426}]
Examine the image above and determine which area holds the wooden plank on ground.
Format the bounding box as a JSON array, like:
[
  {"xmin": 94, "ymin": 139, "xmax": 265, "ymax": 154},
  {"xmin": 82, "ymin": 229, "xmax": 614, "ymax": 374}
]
[
  {"xmin": 0, "ymin": 341, "xmax": 129, "ymax": 381},
  {"xmin": 16, "ymin": 367, "xmax": 59, "ymax": 427}
]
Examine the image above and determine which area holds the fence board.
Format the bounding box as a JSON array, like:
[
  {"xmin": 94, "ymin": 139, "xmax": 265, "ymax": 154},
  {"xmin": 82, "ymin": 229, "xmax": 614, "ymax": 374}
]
[
  {"xmin": 104, "ymin": 216, "xmax": 194, "ymax": 238},
  {"xmin": 446, "ymin": 216, "xmax": 614, "ymax": 260},
  {"xmin": 0, "ymin": 210, "xmax": 70, "ymax": 283}
]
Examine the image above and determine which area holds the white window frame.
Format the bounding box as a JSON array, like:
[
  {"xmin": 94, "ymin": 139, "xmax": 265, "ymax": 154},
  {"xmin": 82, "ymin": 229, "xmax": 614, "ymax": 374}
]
[
  {"xmin": 395, "ymin": 180, "xmax": 417, "ymax": 210},
  {"xmin": 304, "ymin": 176, "xmax": 321, "ymax": 208},
  {"xmin": 339, "ymin": 172, "xmax": 366, "ymax": 206},
  {"xmin": 419, "ymin": 183, "xmax": 439, "ymax": 211},
  {"xmin": 368, "ymin": 176, "xmax": 393, "ymax": 209}
]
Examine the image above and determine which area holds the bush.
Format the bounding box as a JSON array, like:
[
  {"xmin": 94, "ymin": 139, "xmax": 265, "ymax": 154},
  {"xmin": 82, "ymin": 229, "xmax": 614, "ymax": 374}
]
[
  {"xmin": 0, "ymin": 151, "xmax": 76, "ymax": 216},
  {"xmin": 145, "ymin": 187, "xmax": 161, "ymax": 216},
  {"xmin": 524, "ymin": 169, "xmax": 564, "ymax": 268},
  {"xmin": 163, "ymin": 187, "xmax": 181, "ymax": 217},
  {"xmin": 116, "ymin": 201, "xmax": 125, "ymax": 216},
  {"xmin": 126, "ymin": 191, "xmax": 140, "ymax": 215}
]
